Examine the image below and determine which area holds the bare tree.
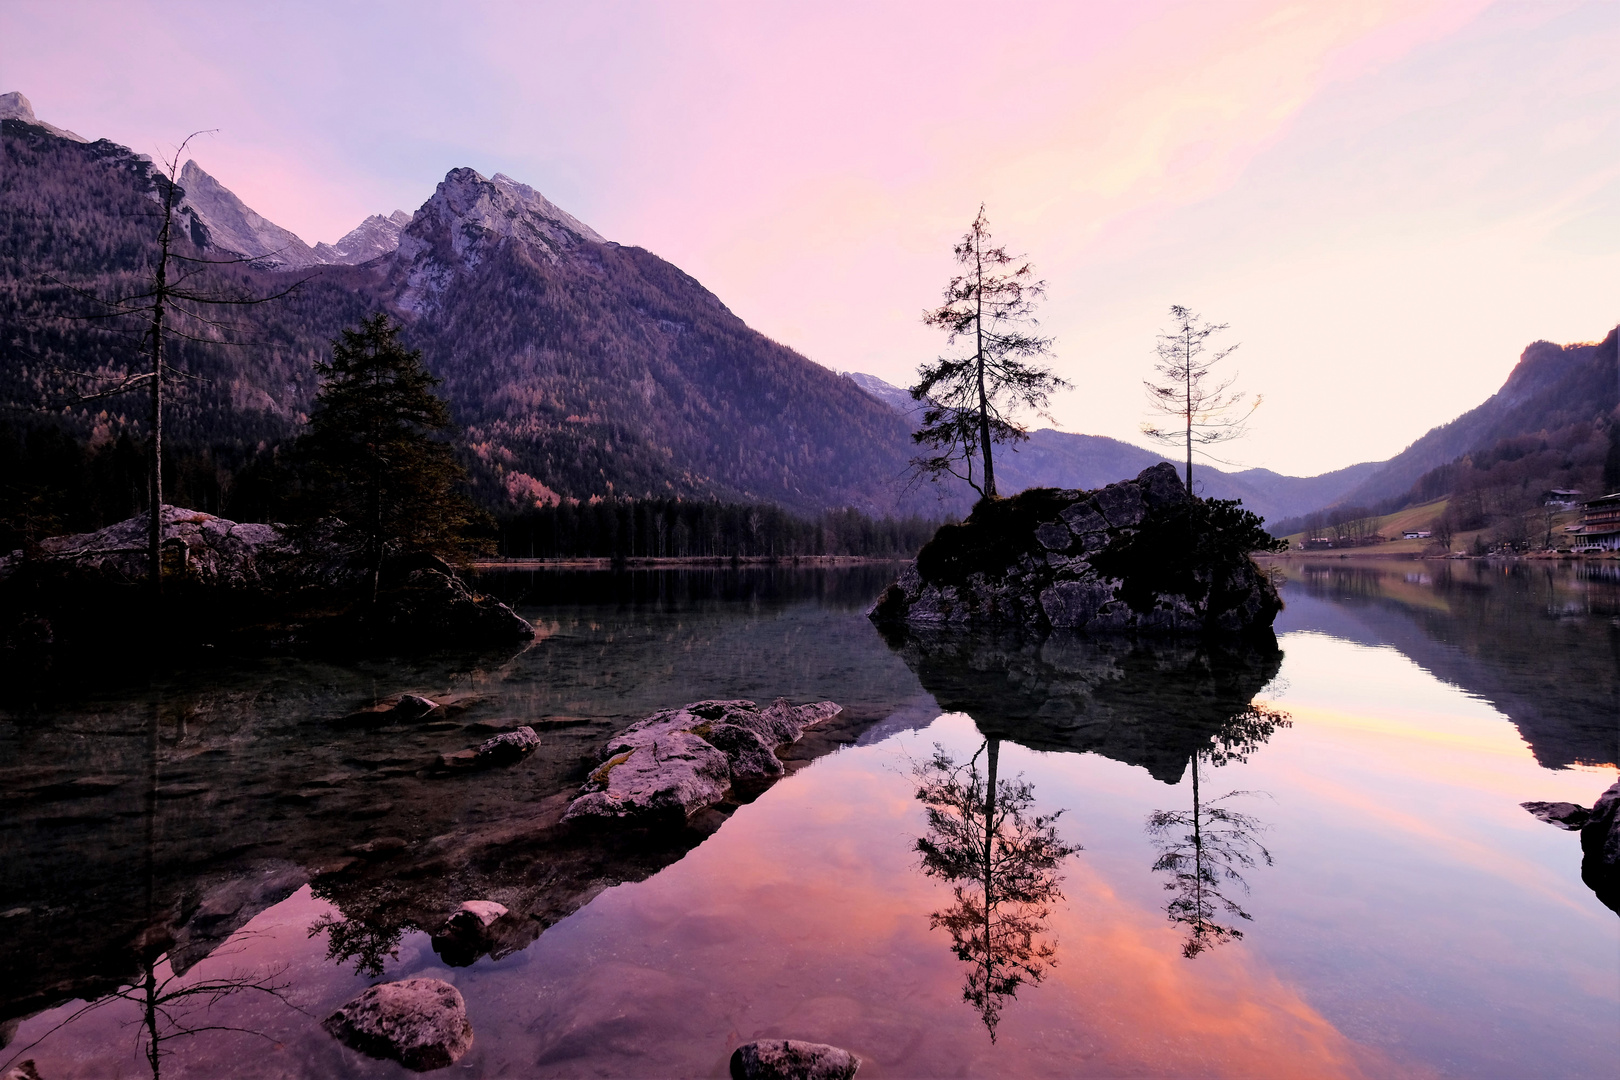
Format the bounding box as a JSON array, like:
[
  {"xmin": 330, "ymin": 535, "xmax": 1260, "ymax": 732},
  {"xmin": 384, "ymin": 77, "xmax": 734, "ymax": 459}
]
[
  {"xmin": 911, "ymin": 206, "xmax": 1066, "ymax": 499},
  {"xmin": 51, "ymin": 133, "xmax": 303, "ymax": 593},
  {"xmin": 1142, "ymin": 305, "xmax": 1258, "ymax": 495}
]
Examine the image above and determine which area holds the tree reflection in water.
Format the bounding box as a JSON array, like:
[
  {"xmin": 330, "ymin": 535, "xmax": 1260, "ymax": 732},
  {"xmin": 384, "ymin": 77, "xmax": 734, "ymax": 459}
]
[
  {"xmin": 913, "ymin": 738, "xmax": 1079, "ymax": 1040},
  {"xmin": 1146, "ymin": 702, "xmax": 1289, "ymax": 958},
  {"xmin": 0, "ymin": 944, "xmax": 298, "ymax": 1080}
]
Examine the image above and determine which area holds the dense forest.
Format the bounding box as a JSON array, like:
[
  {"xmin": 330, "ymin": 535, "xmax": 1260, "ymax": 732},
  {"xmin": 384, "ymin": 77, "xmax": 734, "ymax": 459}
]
[{"xmin": 494, "ymin": 498, "xmax": 938, "ymax": 560}]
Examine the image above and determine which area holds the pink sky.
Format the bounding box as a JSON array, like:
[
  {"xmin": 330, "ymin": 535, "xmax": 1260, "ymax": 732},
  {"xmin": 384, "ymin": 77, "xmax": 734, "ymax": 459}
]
[{"xmin": 5, "ymin": 0, "xmax": 1617, "ymax": 475}]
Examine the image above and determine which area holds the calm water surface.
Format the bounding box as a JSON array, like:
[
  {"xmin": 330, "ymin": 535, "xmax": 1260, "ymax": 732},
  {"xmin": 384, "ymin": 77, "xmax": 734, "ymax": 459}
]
[{"xmin": 2, "ymin": 561, "xmax": 1616, "ymax": 1078}]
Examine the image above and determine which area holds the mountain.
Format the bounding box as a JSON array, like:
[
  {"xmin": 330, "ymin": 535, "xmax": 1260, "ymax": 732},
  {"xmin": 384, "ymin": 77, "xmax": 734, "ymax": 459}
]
[
  {"xmin": 841, "ymin": 372, "xmax": 1379, "ymax": 522},
  {"xmin": 313, "ymin": 209, "xmax": 413, "ymax": 265},
  {"xmin": 179, "ymin": 160, "xmax": 410, "ymax": 269},
  {"xmin": 0, "ymin": 91, "xmax": 87, "ymax": 143},
  {"xmin": 0, "ymin": 100, "xmax": 922, "ymax": 517},
  {"xmin": 176, "ymin": 159, "xmax": 325, "ymax": 268},
  {"xmin": 1329, "ymin": 330, "xmax": 1619, "ymax": 512}
]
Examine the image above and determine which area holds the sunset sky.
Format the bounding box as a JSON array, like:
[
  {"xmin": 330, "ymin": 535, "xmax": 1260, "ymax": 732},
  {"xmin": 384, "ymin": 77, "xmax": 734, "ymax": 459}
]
[{"xmin": 6, "ymin": 0, "xmax": 1617, "ymax": 476}]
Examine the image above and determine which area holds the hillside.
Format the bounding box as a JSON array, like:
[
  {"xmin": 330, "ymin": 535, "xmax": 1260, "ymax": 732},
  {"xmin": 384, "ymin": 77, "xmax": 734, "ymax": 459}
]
[
  {"xmin": 1335, "ymin": 330, "xmax": 1619, "ymax": 510},
  {"xmin": 0, "ymin": 106, "xmax": 923, "ymax": 518}
]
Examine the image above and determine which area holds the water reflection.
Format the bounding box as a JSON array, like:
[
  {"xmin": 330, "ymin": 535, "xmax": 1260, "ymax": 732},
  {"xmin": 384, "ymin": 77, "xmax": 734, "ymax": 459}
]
[
  {"xmin": 1272, "ymin": 559, "xmax": 1619, "ymax": 768},
  {"xmin": 1147, "ymin": 757, "xmax": 1275, "ymax": 958},
  {"xmin": 880, "ymin": 624, "xmax": 1286, "ymax": 781},
  {"xmin": 913, "ymin": 739, "xmax": 1079, "ymax": 1039}
]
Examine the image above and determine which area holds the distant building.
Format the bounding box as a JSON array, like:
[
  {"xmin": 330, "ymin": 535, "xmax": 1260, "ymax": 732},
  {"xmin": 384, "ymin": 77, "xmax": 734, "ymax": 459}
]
[
  {"xmin": 1542, "ymin": 488, "xmax": 1583, "ymax": 507},
  {"xmin": 1402, "ymin": 530, "xmax": 1432, "ymax": 540},
  {"xmin": 1571, "ymin": 493, "xmax": 1620, "ymax": 552}
]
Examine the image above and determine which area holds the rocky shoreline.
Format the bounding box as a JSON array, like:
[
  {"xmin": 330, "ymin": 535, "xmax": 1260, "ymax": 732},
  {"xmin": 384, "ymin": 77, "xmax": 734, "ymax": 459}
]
[{"xmin": 0, "ymin": 506, "xmax": 533, "ymax": 656}]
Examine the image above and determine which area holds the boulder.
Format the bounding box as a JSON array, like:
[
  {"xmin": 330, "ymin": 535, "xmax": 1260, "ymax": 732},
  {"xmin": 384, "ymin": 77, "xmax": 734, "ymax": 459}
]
[
  {"xmin": 474, "ymin": 726, "xmax": 540, "ymax": 765},
  {"xmin": 322, "ymin": 977, "xmax": 473, "ymax": 1071},
  {"xmin": 1580, "ymin": 781, "xmax": 1620, "ymax": 914},
  {"xmin": 562, "ymin": 699, "xmax": 841, "ymax": 823},
  {"xmin": 730, "ymin": 1039, "xmax": 860, "ymax": 1080},
  {"xmin": 868, "ymin": 464, "xmax": 1281, "ymax": 635}
]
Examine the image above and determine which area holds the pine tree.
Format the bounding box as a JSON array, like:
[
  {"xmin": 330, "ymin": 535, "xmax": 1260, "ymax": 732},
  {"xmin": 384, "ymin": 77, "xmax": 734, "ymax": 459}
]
[
  {"xmin": 911, "ymin": 206, "xmax": 1065, "ymax": 499},
  {"xmin": 302, "ymin": 314, "xmax": 484, "ymax": 599}
]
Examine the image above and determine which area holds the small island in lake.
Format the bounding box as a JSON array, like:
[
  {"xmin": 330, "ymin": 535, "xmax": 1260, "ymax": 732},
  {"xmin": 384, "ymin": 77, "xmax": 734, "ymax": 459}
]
[{"xmin": 869, "ymin": 462, "xmax": 1285, "ymax": 635}]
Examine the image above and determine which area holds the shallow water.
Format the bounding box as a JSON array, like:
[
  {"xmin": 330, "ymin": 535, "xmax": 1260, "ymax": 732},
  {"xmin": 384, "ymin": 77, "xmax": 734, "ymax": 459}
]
[{"xmin": 1, "ymin": 560, "xmax": 1615, "ymax": 1078}]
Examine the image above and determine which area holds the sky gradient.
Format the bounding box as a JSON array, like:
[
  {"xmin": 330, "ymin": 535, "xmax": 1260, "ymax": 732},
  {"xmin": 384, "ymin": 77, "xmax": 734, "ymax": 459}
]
[{"xmin": 5, "ymin": 0, "xmax": 1617, "ymax": 476}]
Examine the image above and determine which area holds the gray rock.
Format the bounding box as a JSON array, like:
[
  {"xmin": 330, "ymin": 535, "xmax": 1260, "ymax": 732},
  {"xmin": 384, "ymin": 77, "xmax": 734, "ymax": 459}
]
[
  {"xmin": 475, "ymin": 725, "xmax": 540, "ymax": 764},
  {"xmin": 563, "ymin": 699, "xmax": 841, "ymax": 823},
  {"xmin": 1521, "ymin": 800, "xmax": 1591, "ymax": 830},
  {"xmin": 1580, "ymin": 781, "xmax": 1620, "ymax": 914},
  {"xmin": 1033, "ymin": 521, "xmax": 1073, "ymax": 551},
  {"xmin": 730, "ymin": 1039, "xmax": 860, "ymax": 1080},
  {"xmin": 1059, "ymin": 502, "xmax": 1109, "ymax": 535},
  {"xmin": 1092, "ymin": 481, "xmax": 1145, "ymax": 527},
  {"xmin": 322, "ymin": 977, "xmax": 473, "ymax": 1071}
]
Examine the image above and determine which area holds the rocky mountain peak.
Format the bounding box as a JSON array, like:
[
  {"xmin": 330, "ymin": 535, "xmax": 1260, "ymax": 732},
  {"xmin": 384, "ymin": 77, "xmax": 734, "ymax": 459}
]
[
  {"xmin": 0, "ymin": 90, "xmax": 89, "ymax": 142},
  {"xmin": 394, "ymin": 167, "xmax": 606, "ymax": 313},
  {"xmin": 312, "ymin": 209, "xmax": 415, "ymax": 266},
  {"xmin": 177, "ymin": 159, "xmax": 322, "ymax": 269}
]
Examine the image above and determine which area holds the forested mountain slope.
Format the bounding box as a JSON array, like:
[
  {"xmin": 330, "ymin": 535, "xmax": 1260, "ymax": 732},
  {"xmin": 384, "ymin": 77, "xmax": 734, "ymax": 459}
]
[
  {"xmin": 1334, "ymin": 330, "xmax": 1619, "ymax": 511},
  {"xmin": 0, "ymin": 112, "xmax": 923, "ymax": 516}
]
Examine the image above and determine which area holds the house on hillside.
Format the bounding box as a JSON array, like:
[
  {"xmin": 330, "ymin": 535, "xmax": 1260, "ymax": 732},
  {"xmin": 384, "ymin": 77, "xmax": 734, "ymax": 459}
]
[
  {"xmin": 1570, "ymin": 493, "xmax": 1620, "ymax": 552},
  {"xmin": 1542, "ymin": 489, "xmax": 1583, "ymax": 507},
  {"xmin": 1402, "ymin": 529, "xmax": 1432, "ymax": 540}
]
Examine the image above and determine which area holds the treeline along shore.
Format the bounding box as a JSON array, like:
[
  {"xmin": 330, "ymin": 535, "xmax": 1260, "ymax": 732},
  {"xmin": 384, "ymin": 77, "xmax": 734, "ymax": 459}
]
[{"xmin": 492, "ymin": 497, "xmax": 943, "ymax": 561}]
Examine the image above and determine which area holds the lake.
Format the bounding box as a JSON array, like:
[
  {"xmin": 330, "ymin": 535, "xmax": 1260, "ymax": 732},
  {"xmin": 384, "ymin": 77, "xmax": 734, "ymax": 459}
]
[{"xmin": 2, "ymin": 560, "xmax": 1615, "ymax": 1078}]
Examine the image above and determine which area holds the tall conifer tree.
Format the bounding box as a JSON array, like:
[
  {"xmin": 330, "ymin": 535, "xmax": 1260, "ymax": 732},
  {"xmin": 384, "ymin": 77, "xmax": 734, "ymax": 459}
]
[{"xmin": 303, "ymin": 314, "xmax": 483, "ymax": 599}]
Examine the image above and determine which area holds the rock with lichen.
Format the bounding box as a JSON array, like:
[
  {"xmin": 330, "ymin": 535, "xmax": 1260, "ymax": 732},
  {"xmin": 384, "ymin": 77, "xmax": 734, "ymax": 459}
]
[{"xmin": 562, "ymin": 698, "xmax": 841, "ymax": 823}]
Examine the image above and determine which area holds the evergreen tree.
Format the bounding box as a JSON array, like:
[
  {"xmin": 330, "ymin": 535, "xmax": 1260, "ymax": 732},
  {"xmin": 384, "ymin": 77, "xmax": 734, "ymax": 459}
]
[
  {"xmin": 911, "ymin": 206, "xmax": 1065, "ymax": 499},
  {"xmin": 302, "ymin": 314, "xmax": 484, "ymax": 598}
]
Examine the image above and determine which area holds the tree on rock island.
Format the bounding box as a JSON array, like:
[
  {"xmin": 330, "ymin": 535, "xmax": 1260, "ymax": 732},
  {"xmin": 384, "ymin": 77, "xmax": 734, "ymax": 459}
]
[
  {"xmin": 910, "ymin": 206, "xmax": 1066, "ymax": 499},
  {"xmin": 302, "ymin": 314, "xmax": 486, "ymax": 601}
]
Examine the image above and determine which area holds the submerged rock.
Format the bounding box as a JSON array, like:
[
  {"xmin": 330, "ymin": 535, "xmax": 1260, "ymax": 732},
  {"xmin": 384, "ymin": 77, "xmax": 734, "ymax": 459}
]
[
  {"xmin": 322, "ymin": 977, "xmax": 473, "ymax": 1071},
  {"xmin": 1521, "ymin": 800, "xmax": 1591, "ymax": 830},
  {"xmin": 392, "ymin": 695, "xmax": 442, "ymax": 720},
  {"xmin": 563, "ymin": 698, "xmax": 841, "ymax": 823},
  {"xmin": 868, "ymin": 463, "xmax": 1281, "ymax": 635},
  {"xmin": 1581, "ymin": 782, "xmax": 1620, "ymax": 914},
  {"xmin": 475, "ymin": 725, "xmax": 540, "ymax": 764},
  {"xmin": 730, "ymin": 1039, "xmax": 860, "ymax": 1080}
]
